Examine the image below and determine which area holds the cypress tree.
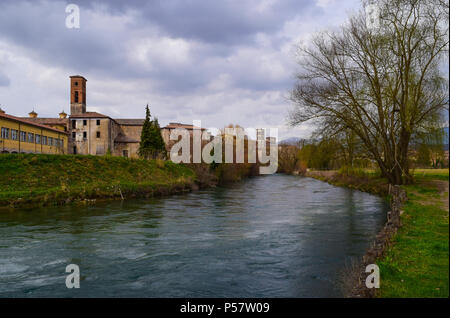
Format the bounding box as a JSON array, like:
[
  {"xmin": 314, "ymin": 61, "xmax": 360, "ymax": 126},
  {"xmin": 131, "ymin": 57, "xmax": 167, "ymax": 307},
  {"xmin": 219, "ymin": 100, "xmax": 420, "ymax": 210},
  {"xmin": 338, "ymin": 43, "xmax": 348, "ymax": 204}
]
[
  {"xmin": 139, "ymin": 105, "xmax": 167, "ymax": 160},
  {"xmin": 152, "ymin": 118, "xmax": 167, "ymax": 159},
  {"xmin": 138, "ymin": 104, "xmax": 153, "ymax": 159}
]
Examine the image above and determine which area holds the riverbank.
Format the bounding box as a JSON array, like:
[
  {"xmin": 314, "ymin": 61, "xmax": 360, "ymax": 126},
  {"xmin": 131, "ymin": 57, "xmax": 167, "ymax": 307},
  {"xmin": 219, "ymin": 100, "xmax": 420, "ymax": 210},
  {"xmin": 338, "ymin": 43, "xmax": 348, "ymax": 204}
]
[
  {"xmin": 305, "ymin": 169, "xmax": 390, "ymax": 197},
  {"xmin": 0, "ymin": 154, "xmax": 197, "ymax": 208},
  {"xmin": 305, "ymin": 169, "xmax": 449, "ymax": 298}
]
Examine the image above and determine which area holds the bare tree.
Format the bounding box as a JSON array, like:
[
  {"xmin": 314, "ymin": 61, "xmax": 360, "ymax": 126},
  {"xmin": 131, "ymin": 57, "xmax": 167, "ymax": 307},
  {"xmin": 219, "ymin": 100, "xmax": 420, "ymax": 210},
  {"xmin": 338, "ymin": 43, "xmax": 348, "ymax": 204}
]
[{"xmin": 289, "ymin": 0, "xmax": 449, "ymax": 184}]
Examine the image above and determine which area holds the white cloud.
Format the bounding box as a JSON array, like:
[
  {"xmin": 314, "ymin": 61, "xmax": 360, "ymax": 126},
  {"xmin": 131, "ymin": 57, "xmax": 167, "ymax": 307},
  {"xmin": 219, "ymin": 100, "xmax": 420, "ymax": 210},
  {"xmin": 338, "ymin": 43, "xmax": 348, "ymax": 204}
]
[
  {"xmin": 315, "ymin": 0, "xmax": 338, "ymax": 8},
  {"xmin": 0, "ymin": 0, "xmax": 365, "ymax": 141}
]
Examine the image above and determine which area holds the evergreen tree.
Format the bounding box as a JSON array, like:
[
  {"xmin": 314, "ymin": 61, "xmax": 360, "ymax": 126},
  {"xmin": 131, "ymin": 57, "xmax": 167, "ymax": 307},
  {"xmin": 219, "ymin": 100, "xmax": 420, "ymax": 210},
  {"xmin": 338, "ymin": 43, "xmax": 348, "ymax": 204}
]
[
  {"xmin": 138, "ymin": 104, "xmax": 153, "ymax": 159},
  {"xmin": 139, "ymin": 105, "xmax": 167, "ymax": 160},
  {"xmin": 152, "ymin": 118, "xmax": 167, "ymax": 159}
]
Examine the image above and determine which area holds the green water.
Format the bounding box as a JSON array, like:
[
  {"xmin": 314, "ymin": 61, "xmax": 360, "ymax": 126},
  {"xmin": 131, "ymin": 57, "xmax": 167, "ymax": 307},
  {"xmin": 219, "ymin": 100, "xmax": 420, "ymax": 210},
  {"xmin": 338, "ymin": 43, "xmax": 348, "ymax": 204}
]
[{"xmin": 0, "ymin": 174, "xmax": 388, "ymax": 297}]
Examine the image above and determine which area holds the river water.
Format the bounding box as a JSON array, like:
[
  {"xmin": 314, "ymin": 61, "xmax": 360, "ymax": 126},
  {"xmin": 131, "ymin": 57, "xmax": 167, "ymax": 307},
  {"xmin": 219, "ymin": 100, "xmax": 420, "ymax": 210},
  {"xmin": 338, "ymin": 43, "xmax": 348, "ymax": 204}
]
[{"xmin": 0, "ymin": 174, "xmax": 388, "ymax": 297}]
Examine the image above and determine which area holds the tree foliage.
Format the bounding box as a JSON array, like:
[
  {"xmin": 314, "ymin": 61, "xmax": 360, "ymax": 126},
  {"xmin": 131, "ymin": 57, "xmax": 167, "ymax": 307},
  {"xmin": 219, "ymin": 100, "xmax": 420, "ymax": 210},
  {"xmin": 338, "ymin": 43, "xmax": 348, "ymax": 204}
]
[
  {"xmin": 139, "ymin": 104, "xmax": 167, "ymax": 160},
  {"xmin": 413, "ymin": 119, "xmax": 447, "ymax": 167},
  {"xmin": 290, "ymin": 0, "xmax": 449, "ymax": 184}
]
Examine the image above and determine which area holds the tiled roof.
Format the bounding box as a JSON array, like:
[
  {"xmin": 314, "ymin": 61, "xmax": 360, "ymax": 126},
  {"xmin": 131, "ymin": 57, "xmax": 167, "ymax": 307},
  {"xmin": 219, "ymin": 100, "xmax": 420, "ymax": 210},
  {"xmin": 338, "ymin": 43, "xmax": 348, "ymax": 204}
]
[
  {"xmin": 69, "ymin": 112, "xmax": 109, "ymax": 118},
  {"xmin": 163, "ymin": 123, "xmax": 206, "ymax": 130},
  {"xmin": 0, "ymin": 112, "xmax": 69, "ymax": 134},
  {"xmin": 19, "ymin": 117, "xmax": 69, "ymax": 126},
  {"xmin": 70, "ymin": 75, "xmax": 87, "ymax": 81},
  {"xmin": 115, "ymin": 119, "xmax": 145, "ymax": 126}
]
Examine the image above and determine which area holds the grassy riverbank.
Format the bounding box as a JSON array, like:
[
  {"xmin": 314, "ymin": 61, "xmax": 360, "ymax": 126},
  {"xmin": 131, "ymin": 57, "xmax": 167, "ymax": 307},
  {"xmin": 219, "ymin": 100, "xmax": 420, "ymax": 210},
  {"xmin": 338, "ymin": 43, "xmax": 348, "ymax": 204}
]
[
  {"xmin": 305, "ymin": 169, "xmax": 391, "ymax": 197},
  {"xmin": 0, "ymin": 153, "xmax": 196, "ymax": 208},
  {"xmin": 377, "ymin": 175, "xmax": 449, "ymax": 298},
  {"xmin": 306, "ymin": 168, "xmax": 449, "ymax": 298}
]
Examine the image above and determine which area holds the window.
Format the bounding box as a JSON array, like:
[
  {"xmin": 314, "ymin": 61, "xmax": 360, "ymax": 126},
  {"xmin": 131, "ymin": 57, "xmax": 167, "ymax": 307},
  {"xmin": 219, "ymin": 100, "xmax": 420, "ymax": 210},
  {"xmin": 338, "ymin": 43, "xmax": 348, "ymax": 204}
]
[
  {"xmin": 11, "ymin": 129, "xmax": 18, "ymax": 141},
  {"xmin": 1, "ymin": 128, "xmax": 10, "ymax": 139},
  {"xmin": 20, "ymin": 131, "xmax": 26, "ymax": 142},
  {"xmin": 72, "ymin": 132, "xmax": 76, "ymax": 139},
  {"xmin": 48, "ymin": 137, "xmax": 53, "ymax": 146},
  {"xmin": 83, "ymin": 132, "xmax": 87, "ymax": 139},
  {"xmin": 75, "ymin": 91, "xmax": 79, "ymax": 103},
  {"xmin": 35, "ymin": 135, "xmax": 41, "ymax": 144},
  {"xmin": 96, "ymin": 131, "xmax": 101, "ymax": 138},
  {"xmin": 72, "ymin": 120, "xmax": 76, "ymax": 129},
  {"xmin": 27, "ymin": 133, "xmax": 34, "ymax": 143},
  {"xmin": 83, "ymin": 120, "xmax": 87, "ymax": 126},
  {"xmin": 73, "ymin": 146, "xmax": 77, "ymax": 154},
  {"xmin": 42, "ymin": 136, "xmax": 47, "ymax": 145},
  {"xmin": 96, "ymin": 120, "xmax": 101, "ymax": 126},
  {"xmin": 123, "ymin": 150, "xmax": 129, "ymax": 158},
  {"xmin": 75, "ymin": 81, "xmax": 78, "ymax": 86}
]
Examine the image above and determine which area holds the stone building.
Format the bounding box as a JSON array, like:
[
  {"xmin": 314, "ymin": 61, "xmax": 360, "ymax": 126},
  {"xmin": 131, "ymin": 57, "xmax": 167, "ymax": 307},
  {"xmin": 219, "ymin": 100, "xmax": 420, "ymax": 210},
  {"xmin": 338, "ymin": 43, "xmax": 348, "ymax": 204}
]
[
  {"xmin": 68, "ymin": 75, "xmax": 153, "ymax": 158},
  {"xmin": 12, "ymin": 75, "xmax": 205, "ymax": 158}
]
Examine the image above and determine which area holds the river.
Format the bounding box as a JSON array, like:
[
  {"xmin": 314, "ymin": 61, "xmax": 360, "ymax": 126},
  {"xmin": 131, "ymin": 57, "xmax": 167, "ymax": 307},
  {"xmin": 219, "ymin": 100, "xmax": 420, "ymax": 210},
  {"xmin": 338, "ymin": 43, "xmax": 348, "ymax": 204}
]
[{"xmin": 0, "ymin": 174, "xmax": 389, "ymax": 297}]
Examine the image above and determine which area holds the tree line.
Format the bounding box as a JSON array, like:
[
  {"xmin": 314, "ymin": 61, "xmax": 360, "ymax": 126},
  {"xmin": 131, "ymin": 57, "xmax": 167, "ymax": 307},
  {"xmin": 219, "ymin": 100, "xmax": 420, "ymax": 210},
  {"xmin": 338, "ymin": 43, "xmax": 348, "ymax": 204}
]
[{"xmin": 278, "ymin": 126, "xmax": 448, "ymax": 175}]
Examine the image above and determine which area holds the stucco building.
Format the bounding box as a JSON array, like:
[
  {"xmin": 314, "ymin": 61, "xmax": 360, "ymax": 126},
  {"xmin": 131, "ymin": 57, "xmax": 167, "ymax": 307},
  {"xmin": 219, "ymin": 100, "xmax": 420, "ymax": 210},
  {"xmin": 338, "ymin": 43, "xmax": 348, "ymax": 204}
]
[{"xmin": 0, "ymin": 109, "xmax": 68, "ymax": 154}]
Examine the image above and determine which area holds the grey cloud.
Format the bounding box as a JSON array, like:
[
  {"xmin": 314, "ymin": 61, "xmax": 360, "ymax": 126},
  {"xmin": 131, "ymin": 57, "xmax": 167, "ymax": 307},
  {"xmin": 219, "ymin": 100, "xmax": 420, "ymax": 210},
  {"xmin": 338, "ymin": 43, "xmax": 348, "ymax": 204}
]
[
  {"xmin": 73, "ymin": 0, "xmax": 320, "ymax": 44},
  {"xmin": 0, "ymin": 0, "xmax": 321, "ymax": 94},
  {"xmin": 0, "ymin": 0, "xmax": 363, "ymax": 140},
  {"xmin": 0, "ymin": 72, "xmax": 10, "ymax": 86}
]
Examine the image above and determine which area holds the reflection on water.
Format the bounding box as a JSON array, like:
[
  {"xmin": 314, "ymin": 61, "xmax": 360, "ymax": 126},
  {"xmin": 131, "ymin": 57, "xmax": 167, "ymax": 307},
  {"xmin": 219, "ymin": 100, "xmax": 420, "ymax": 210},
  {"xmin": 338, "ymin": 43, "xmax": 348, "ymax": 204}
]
[{"xmin": 0, "ymin": 174, "xmax": 388, "ymax": 297}]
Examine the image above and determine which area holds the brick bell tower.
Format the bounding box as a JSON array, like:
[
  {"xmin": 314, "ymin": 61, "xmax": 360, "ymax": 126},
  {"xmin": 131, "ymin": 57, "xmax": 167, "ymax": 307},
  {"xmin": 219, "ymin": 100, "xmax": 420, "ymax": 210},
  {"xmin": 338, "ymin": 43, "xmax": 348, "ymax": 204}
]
[{"xmin": 70, "ymin": 75, "xmax": 87, "ymax": 115}]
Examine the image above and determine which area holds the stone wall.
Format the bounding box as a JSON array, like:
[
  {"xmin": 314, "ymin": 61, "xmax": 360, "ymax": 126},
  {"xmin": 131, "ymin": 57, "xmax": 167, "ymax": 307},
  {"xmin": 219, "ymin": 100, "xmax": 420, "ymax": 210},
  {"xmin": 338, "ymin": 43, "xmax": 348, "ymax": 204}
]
[
  {"xmin": 349, "ymin": 185, "xmax": 407, "ymax": 297},
  {"xmin": 120, "ymin": 125, "xmax": 142, "ymax": 141},
  {"xmin": 112, "ymin": 125, "xmax": 142, "ymax": 158}
]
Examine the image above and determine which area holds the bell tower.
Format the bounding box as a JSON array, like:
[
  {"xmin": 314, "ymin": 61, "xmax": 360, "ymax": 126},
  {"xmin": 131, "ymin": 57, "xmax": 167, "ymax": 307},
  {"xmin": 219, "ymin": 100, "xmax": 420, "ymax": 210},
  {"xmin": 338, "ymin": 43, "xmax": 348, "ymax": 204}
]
[{"xmin": 70, "ymin": 75, "xmax": 87, "ymax": 115}]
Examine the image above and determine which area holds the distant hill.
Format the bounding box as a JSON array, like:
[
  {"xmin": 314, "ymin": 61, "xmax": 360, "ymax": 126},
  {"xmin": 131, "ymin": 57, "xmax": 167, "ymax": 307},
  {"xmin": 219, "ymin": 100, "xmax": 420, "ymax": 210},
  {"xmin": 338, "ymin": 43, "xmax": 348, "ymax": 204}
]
[{"xmin": 279, "ymin": 137, "xmax": 303, "ymax": 146}]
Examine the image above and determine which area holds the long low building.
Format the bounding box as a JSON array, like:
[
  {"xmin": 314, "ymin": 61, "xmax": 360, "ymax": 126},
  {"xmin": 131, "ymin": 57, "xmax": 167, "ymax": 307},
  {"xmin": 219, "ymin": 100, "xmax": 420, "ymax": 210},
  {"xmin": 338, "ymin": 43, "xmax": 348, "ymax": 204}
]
[{"xmin": 0, "ymin": 110, "xmax": 68, "ymax": 154}]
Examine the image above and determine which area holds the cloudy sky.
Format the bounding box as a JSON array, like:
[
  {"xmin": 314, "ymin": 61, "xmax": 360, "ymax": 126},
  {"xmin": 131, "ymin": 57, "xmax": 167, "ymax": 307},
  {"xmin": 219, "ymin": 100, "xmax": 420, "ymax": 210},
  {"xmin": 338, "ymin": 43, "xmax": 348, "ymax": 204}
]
[{"xmin": 0, "ymin": 0, "xmax": 362, "ymax": 140}]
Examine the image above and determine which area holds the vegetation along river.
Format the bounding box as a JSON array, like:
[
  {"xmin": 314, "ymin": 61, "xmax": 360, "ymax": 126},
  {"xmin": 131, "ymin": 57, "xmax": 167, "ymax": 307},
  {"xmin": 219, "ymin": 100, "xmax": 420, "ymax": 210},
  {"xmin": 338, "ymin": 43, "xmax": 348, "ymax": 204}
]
[{"xmin": 0, "ymin": 174, "xmax": 389, "ymax": 297}]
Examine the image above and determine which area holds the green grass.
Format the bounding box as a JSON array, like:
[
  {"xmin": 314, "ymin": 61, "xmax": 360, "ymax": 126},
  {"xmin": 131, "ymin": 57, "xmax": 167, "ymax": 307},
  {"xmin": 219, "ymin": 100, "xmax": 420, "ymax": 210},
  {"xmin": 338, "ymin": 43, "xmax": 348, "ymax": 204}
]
[
  {"xmin": 412, "ymin": 168, "xmax": 449, "ymax": 181},
  {"xmin": 377, "ymin": 177, "xmax": 449, "ymax": 298},
  {"xmin": 0, "ymin": 153, "xmax": 196, "ymax": 207}
]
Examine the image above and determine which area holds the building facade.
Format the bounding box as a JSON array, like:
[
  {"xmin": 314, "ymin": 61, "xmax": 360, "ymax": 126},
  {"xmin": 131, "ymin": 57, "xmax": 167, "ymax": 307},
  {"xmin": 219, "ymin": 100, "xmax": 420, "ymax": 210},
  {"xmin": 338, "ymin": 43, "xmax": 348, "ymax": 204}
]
[
  {"xmin": 0, "ymin": 110, "xmax": 68, "ymax": 154},
  {"xmin": 67, "ymin": 76, "xmax": 148, "ymax": 157}
]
